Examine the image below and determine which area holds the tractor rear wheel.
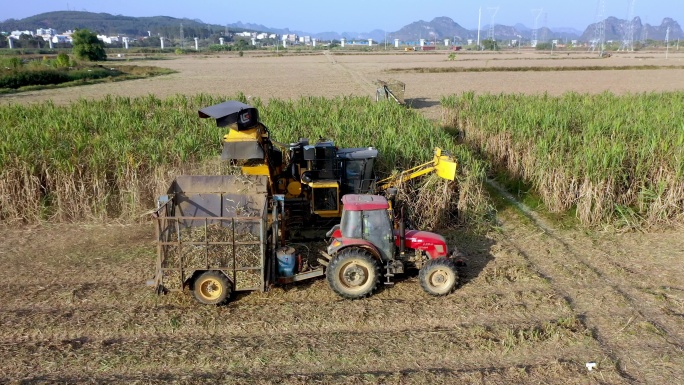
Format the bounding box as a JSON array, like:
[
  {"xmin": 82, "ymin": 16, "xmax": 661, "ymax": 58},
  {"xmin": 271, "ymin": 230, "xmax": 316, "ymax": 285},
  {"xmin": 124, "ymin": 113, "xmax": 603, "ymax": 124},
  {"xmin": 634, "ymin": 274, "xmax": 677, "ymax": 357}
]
[
  {"xmin": 327, "ymin": 248, "xmax": 379, "ymax": 299},
  {"xmin": 193, "ymin": 271, "xmax": 231, "ymax": 305},
  {"xmin": 419, "ymin": 258, "xmax": 458, "ymax": 296}
]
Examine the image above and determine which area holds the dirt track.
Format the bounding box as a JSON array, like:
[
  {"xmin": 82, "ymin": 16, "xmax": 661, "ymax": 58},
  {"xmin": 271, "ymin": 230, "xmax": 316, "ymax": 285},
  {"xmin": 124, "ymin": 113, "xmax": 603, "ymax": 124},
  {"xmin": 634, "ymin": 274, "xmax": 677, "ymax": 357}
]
[{"xmin": 2, "ymin": 51, "xmax": 684, "ymax": 384}]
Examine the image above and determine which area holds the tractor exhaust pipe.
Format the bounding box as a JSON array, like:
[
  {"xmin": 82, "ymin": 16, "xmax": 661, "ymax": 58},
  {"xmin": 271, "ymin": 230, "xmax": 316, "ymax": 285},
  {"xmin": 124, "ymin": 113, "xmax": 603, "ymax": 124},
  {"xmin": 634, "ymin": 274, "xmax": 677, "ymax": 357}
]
[{"xmin": 399, "ymin": 207, "xmax": 405, "ymax": 256}]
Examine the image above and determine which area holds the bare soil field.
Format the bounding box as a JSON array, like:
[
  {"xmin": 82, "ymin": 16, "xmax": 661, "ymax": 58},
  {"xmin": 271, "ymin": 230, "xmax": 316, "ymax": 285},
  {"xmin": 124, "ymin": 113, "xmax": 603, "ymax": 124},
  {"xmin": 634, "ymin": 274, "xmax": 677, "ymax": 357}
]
[
  {"xmin": 3, "ymin": 50, "xmax": 684, "ymax": 113},
  {"xmin": 2, "ymin": 204, "xmax": 682, "ymax": 384},
  {"xmin": 2, "ymin": 51, "xmax": 684, "ymax": 384}
]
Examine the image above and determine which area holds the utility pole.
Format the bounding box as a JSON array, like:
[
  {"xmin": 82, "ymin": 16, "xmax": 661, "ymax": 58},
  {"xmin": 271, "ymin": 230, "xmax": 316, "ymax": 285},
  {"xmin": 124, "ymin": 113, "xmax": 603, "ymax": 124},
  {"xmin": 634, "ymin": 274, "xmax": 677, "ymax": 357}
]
[
  {"xmin": 665, "ymin": 27, "xmax": 670, "ymax": 59},
  {"xmin": 477, "ymin": 7, "xmax": 481, "ymax": 50},
  {"xmin": 531, "ymin": 8, "xmax": 543, "ymax": 47}
]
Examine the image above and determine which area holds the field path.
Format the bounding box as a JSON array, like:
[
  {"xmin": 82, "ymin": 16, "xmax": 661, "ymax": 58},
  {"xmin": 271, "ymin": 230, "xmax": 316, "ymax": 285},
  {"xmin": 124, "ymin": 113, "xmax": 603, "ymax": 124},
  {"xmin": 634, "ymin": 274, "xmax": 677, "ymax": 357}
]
[
  {"xmin": 325, "ymin": 51, "xmax": 377, "ymax": 94},
  {"xmin": 484, "ymin": 178, "xmax": 684, "ymax": 384}
]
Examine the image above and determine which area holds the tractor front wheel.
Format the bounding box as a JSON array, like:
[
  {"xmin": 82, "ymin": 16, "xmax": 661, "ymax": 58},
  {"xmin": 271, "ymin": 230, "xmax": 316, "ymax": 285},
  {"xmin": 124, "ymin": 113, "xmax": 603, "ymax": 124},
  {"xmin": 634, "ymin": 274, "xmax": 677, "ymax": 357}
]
[
  {"xmin": 327, "ymin": 248, "xmax": 379, "ymax": 299},
  {"xmin": 419, "ymin": 258, "xmax": 458, "ymax": 296},
  {"xmin": 193, "ymin": 271, "xmax": 232, "ymax": 305}
]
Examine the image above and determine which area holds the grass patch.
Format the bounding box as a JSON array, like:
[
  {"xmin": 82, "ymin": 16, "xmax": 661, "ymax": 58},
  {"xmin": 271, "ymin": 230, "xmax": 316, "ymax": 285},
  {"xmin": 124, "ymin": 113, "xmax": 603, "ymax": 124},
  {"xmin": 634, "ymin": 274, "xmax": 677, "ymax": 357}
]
[
  {"xmin": 0, "ymin": 64, "xmax": 175, "ymax": 94},
  {"xmin": 442, "ymin": 91, "xmax": 684, "ymax": 229},
  {"xmin": 0, "ymin": 94, "xmax": 492, "ymax": 230}
]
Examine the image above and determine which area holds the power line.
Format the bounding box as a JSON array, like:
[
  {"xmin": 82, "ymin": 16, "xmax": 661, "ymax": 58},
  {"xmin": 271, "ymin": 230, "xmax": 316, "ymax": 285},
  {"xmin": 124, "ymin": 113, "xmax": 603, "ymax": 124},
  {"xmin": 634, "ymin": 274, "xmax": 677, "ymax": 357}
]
[
  {"xmin": 590, "ymin": 0, "xmax": 606, "ymax": 55},
  {"xmin": 531, "ymin": 8, "xmax": 543, "ymax": 47},
  {"xmin": 488, "ymin": 6, "xmax": 500, "ymax": 41},
  {"xmin": 620, "ymin": 0, "xmax": 637, "ymax": 51}
]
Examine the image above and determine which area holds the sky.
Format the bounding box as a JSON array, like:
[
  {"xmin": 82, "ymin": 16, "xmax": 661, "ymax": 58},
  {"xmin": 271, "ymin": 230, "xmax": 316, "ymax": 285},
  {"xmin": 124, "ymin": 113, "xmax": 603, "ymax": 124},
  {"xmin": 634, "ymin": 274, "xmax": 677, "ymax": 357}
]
[{"xmin": 1, "ymin": 0, "xmax": 680, "ymax": 33}]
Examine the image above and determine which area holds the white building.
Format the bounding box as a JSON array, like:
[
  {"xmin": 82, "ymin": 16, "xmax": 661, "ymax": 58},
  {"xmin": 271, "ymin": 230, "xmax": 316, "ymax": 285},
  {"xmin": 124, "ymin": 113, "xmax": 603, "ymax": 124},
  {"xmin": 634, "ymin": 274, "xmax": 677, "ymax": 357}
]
[
  {"xmin": 282, "ymin": 34, "xmax": 297, "ymax": 43},
  {"xmin": 11, "ymin": 30, "xmax": 33, "ymax": 37},
  {"xmin": 52, "ymin": 35, "xmax": 72, "ymax": 44},
  {"xmin": 256, "ymin": 33, "xmax": 269, "ymax": 40},
  {"xmin": 97, "ymin": 35, "xmax": 122, "ymax": 44},
  {"xmin": 36, "ymin": 28, "xmax": 57, "ymax": 36}
]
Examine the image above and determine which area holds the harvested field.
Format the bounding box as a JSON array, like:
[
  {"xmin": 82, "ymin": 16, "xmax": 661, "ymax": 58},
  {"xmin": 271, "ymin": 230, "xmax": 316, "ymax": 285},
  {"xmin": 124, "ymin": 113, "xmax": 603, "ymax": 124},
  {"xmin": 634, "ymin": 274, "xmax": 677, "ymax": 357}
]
[
  {"xmin": 2, "ymin": 213, "xmax": 682, "ymax": 383},
  {"xmin": 2, "ymin": 50, "xmax": 684, "ymax": 384},
  {"xmin": 3, "ymin": 50, "xmax": 684, "ymax": 115}
]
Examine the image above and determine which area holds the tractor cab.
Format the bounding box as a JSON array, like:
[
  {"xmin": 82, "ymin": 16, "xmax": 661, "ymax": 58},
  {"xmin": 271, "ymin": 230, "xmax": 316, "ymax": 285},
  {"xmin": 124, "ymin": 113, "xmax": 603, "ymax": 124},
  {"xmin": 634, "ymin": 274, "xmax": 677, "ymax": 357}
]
[
  {"xmin": 330, "ymin": 194, "xmax": 394, "ymax": 261},
  {"xmin": 323, "ymin": 193, "xmax": 462, "ymax": 299}
]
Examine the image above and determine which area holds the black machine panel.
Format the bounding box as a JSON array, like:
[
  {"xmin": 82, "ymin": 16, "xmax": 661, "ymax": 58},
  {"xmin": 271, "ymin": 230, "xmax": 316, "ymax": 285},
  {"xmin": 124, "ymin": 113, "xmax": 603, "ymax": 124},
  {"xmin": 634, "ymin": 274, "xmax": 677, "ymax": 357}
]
[{"xmin": 198, "ymin": 101, "xmax": 260, "ymax": 130}]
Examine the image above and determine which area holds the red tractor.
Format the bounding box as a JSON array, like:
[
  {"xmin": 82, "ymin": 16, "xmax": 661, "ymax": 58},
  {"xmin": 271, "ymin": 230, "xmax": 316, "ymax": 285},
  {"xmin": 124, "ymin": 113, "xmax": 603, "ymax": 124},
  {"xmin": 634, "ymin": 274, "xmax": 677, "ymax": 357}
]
[{"xmin": 321, "ymin": 194, "xmax": 464, "ymax": 299}]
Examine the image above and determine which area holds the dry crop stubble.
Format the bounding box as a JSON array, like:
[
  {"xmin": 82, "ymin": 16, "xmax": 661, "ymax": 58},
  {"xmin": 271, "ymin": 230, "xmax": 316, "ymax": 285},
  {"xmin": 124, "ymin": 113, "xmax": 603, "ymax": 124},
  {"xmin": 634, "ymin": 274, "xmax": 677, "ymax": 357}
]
[{"xmin": 0, "ymin": 221, "xmax": 628, "ymax": 384}]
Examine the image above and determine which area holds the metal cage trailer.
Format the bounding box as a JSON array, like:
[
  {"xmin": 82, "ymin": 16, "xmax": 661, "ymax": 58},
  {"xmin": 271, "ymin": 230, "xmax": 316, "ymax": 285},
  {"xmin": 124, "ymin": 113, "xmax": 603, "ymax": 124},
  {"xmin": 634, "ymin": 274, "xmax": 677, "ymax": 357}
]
[{"xmin": 148, "ymin": 175, "xmax": 324, "ymax": 305}]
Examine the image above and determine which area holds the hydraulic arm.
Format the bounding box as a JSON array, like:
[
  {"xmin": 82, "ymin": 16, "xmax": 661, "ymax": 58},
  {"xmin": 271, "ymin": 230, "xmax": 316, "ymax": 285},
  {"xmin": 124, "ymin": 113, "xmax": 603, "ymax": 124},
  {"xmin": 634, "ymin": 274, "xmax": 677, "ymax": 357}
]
[{"xmin": 376, "ymin": 148, "xmax": 457, "ymax": 192}]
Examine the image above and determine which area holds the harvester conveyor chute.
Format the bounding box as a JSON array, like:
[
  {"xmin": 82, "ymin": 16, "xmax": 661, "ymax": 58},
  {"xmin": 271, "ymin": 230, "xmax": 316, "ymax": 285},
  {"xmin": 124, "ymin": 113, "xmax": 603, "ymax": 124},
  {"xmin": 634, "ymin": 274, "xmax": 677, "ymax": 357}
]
[{"xmin": 376, "ymin": 148, "xmax": 457, "ymax": 192}]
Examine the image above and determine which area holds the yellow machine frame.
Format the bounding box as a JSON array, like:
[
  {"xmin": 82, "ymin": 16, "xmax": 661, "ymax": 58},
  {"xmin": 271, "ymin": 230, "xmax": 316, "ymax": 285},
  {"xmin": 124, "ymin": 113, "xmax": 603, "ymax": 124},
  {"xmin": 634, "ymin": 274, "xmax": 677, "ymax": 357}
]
[{"xmin": 376, "ymin": 148, "xmax": 457, "ymax": 191}]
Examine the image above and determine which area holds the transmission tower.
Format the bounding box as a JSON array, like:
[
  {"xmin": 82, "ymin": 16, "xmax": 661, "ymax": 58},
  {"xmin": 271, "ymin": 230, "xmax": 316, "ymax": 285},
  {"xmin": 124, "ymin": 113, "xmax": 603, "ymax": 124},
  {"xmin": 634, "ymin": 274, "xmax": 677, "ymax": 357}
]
[
  {"xmin": 640, "ymin": 17, "xmax": 649, "ymax": 43},
  {"xmin": 666, "ymin": 26, "xmax": 670, "ymax": 59},
  {"xmin": 590, "ymin": 0, "xmax": 606, "ymax": 54},
  {"xmin": 488, "ymin": 6, "xmax": 500, "ymax": 41},
  {"xmin": 531, "ymin": 8, "xmax": 543, "ymax": 47},
  {"xmin": 540, "ymin": 12, "xmax": 548, "ymax": 44},
  {"xmin": 180, "ymin": 23, "xmax": 185, "ymax": 48},
  {"xmin": 620, "ymin": 0, "xmax": 637, "ymax": 51}
]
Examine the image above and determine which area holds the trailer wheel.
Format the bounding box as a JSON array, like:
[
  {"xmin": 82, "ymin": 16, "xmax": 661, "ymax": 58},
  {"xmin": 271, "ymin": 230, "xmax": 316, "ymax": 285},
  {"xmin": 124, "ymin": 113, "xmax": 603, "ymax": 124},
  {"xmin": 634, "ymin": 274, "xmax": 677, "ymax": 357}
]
[
  {"xmin": 327, "ymin": 248, "xmax": 379, "ymax": 299},
  {"xmin": 193, "ymin": 271, "xmax": 231, "ymax": 305},
  {"xmin": 419, "ymin": 258, "xmax": 458, "ymax": 296}
]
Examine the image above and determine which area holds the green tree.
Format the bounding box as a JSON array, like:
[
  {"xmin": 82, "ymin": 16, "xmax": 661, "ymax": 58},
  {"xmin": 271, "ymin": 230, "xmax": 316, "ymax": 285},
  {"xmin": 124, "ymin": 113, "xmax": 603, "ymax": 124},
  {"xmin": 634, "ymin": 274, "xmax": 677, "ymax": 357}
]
[
  {"xmin": 55, "ymin": 53, "xmax": 71, "ymax": 68},
  {"xmin": 72, "ymin": 29, "xmax": 107, "ymax": 61},
  {"xmin": 481, "ymin": 39, "xmax": 499, "ymax": 51},
  {"xmin": 535, "ymin": 42, "xmax": 552, "ymax": 50},
  {"xmin": 233, "ymin": 39, "xmax": 249, "ymax": 51},
  {"xmin": 6, "ymin": 57, "xmax": 23, "ymax": 70}
]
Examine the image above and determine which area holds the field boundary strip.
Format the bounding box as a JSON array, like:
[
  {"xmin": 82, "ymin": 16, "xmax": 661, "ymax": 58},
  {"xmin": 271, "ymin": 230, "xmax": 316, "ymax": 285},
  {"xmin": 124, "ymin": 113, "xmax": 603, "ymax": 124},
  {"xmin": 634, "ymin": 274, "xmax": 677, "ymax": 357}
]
[{"xmin": 388, "ymin": 65, "xmax": 684, "ymax": 73}]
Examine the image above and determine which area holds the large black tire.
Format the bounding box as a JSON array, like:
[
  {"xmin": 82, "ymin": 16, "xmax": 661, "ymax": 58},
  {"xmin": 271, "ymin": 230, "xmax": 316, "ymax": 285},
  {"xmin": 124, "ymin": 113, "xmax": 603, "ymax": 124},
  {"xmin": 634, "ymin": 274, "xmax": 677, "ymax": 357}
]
[
  {"xmin": 192, "ymin": 271, "xmax": 232, "ymax": 305},
  {"xmin": 419, "ymin": 258, "xmax": 458, "ymax": 296},
  {"xmin": 326, "ymin": 248, "xmax": 379, "ymax": 299}
]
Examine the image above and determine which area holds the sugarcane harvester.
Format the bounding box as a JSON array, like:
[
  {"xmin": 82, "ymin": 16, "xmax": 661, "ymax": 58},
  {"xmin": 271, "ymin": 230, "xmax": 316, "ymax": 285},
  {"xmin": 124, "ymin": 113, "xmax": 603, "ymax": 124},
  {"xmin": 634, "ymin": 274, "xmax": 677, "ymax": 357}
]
[
  {"xmin": 198, "ymin": 101, "xmax": 380, "ymax": 231},
  {"xmin": 197, "ymin": 100, "xmax": 457, "ymax": 224},
  {"xmin": 148, "ymin": 100, "xmax": 463, "ymax": 304}
]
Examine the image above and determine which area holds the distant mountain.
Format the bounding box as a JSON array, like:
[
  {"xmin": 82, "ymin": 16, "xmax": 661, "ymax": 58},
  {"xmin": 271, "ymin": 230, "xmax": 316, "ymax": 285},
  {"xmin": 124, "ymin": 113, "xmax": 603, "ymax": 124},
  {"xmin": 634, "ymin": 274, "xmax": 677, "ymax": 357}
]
[
  {"xmin": 1, "ymin": 11, "xmax": 680, "ymax": 44},
  {"xmin": 227, "ymin": 21, "xmax": 307, "ymax": 38},
  {"xmin": 393, "ymin": 17, "xmax": 473, "ymax": 41},
  {"xmin": 554, "ymin": 27, "xmax": 582, "ymax": 35},
  {"xmin": 581, "ymin": 17, "xmax": 682, "ymax": 42},
  {"xmin": 391, "ymin": 18, "xmax": 580, "ymax": 42},
  {"xmin": 514, "ymin": 23, "xmax": 531, "ymax": 32},
  {"xmin": 0, "ymin": 11, "xmax": 245, "ymax": 38}
]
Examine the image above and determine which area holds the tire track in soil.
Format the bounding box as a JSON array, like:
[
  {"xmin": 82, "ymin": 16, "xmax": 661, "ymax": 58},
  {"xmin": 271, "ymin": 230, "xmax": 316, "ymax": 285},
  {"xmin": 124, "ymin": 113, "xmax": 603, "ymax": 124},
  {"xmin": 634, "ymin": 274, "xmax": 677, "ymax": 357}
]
[
  {"xmin": 11, "ymin": 361, "xmax": 610, "ymax": 385},
  {"xmin": 324, "ymin": 52, "xmax": 376, "ymax": 94},
  {"xmin": 2, "ymin": 329, "xmax": 605, "ymax": 383},
  {"xmin": 486, "ymin": 178, "xmax": 684, "ymax": 384}
]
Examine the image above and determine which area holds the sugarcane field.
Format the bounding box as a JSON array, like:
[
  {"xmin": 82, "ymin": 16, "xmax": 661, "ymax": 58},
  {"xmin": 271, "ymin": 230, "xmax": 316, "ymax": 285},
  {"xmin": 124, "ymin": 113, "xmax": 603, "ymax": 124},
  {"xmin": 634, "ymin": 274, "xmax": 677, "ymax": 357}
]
[{"xmin": 2, "ymin": 48, "xmax": 684, "ymax": 385}]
